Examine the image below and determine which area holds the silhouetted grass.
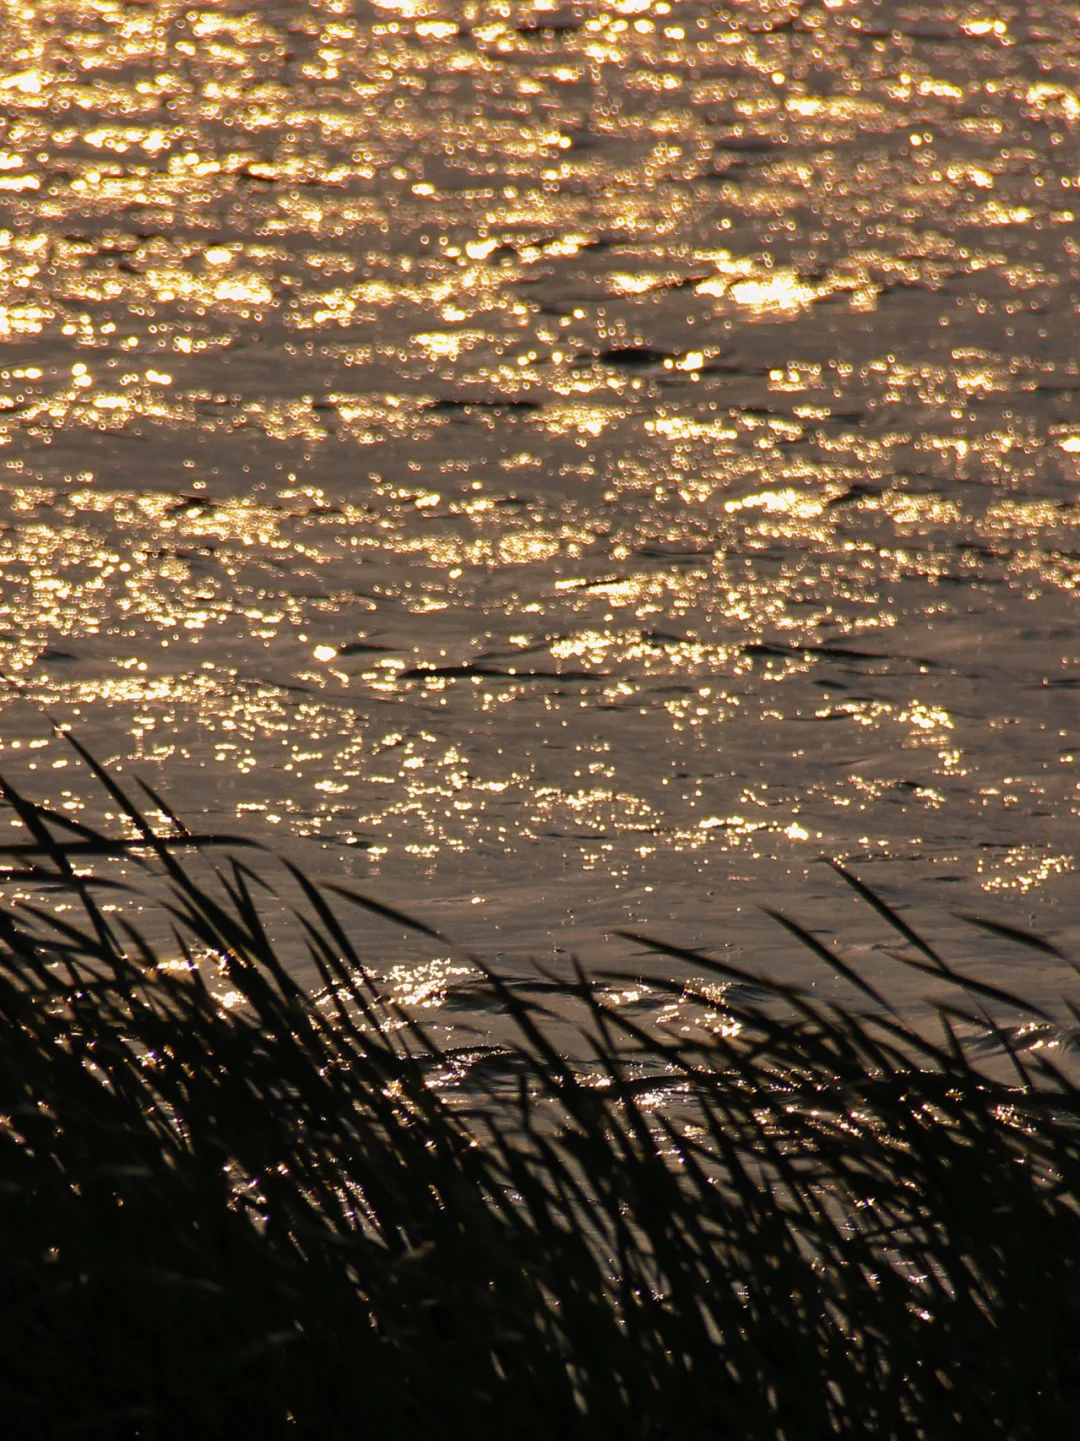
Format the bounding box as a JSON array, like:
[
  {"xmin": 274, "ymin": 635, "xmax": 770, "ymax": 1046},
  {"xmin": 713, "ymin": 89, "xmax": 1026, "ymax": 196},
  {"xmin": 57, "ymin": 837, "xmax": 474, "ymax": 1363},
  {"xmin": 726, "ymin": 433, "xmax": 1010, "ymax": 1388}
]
[{"xmin": 1, "ymin": 736, "xmax": 1079, "ymax": 1438}]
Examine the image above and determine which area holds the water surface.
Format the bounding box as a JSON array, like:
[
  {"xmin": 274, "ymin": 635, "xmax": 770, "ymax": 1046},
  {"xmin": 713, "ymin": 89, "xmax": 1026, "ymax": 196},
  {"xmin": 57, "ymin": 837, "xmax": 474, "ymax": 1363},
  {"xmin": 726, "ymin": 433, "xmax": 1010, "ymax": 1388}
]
[{"xmin": 2, "ymin": 0, "xmax": 1080, "ymax": 1034}]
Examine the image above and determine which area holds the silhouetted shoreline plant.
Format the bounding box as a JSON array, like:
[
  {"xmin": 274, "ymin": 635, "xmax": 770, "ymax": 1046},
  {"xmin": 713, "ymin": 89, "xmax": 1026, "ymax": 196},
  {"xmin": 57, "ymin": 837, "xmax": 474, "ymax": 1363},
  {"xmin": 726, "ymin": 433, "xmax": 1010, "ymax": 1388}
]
[{"xmin": 1, "ymin": 735, "xmax": 1078, "ymax": 1439}]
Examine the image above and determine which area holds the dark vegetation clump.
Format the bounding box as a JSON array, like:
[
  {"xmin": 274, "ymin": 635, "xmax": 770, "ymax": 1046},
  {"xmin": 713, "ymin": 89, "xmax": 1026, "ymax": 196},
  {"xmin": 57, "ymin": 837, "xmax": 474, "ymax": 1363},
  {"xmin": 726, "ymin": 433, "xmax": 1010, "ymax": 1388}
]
[{"xmin": 1, "ymin": 736, "xmax": 1079, "ymax": 1439}]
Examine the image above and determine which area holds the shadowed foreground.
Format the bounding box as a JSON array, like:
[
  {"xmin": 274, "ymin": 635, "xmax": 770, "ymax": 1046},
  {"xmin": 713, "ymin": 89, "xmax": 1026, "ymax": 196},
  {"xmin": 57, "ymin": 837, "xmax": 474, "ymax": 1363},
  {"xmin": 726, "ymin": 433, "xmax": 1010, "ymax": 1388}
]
[{"xmin": 1, "ymin": 740, "xmax": 1078, "ymax": 1439}]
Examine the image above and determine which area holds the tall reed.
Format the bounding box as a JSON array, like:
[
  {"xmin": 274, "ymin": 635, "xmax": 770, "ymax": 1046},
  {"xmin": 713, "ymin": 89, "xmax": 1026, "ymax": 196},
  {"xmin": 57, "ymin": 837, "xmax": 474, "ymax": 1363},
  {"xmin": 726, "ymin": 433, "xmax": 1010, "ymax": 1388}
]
[{"xmin": 1, "ymin": 736, "xmax": 1077, "ymax": 1438}]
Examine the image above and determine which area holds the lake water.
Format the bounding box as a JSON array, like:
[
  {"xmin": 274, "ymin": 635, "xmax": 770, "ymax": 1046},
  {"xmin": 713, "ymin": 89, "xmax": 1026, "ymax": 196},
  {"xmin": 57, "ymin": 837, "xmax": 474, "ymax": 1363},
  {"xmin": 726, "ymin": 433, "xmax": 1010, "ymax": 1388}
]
[{"xmin": 2, "ymin": 0, "xmax": 1080, "ymax": 1041}]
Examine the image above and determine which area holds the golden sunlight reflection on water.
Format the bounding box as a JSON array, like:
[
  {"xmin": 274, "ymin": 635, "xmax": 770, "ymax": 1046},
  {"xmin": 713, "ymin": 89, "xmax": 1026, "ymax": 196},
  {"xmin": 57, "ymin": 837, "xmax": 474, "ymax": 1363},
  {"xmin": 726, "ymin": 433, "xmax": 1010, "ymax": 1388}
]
[{"xmin": 2, "ymin": 1, "xmax": 1080, "ymax": 1030}]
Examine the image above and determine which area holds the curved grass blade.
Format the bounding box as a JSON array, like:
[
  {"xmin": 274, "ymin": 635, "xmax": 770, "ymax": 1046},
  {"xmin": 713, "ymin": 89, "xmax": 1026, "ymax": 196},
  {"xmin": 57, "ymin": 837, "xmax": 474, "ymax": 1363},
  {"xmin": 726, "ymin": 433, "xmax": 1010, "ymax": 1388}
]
[
  {"xmin": 825, "ymin": 858, "xmax": 951, "ymax": 972},
  {"xmin": 762, "ymin": 907, "xmax": 895, "ymax": 1014},
  {"xmin": 326, "ymin": 884, "xmax": 460, "ymax": 949},
  {"xmin": 954, "ymin": 912, "xmax": 1069, "ymax": 961},
  {"xmin": 135, "ymin": 776, "xmax": 193, "ymax": 838},
  {"xmin": 0, "ymin": 835, "xmax": 261, "ymax": 858},
  {"xmin": 885, "ymin": 951, "xmax": 1052, "ymax": 1021}
]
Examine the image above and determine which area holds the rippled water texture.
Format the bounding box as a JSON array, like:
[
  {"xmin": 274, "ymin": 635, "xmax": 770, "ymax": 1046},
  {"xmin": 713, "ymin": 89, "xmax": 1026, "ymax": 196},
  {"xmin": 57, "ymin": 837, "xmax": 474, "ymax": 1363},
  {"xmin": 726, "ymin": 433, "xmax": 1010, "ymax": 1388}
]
[{"xmin": 2, "ymin": 0, "xmax": 1080, "ymax": 1018}]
